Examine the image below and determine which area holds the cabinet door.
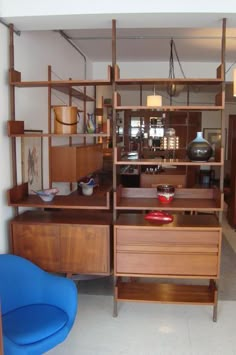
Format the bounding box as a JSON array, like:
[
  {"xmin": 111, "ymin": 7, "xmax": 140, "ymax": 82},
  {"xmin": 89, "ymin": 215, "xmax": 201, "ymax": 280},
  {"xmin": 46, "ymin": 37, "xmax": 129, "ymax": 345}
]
[
  {"xmin": 60, "ymin": 225, "xmax": 110, "ymax": 274},
  {"xmin": 11, "ymin": 224, "xmax": 60, "ymax": 272}
]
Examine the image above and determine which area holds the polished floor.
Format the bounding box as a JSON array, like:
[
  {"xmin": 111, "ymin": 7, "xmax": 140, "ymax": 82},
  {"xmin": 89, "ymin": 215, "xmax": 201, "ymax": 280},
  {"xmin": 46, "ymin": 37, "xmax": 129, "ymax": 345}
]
[{"xmin": 46, "ymin": 211, "xmax": 236, "ymax": 355}]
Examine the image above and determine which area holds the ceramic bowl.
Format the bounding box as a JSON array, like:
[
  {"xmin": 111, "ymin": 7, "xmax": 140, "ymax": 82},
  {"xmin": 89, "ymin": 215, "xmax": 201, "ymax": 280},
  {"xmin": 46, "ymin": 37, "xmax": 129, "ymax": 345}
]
[
  {"xmin": 33, "ymin": 188, "xmax": 59, "ymax": 202},
  {"xmin": 156, "ymin": 184, "xmax": 175, "ymax": 204}
]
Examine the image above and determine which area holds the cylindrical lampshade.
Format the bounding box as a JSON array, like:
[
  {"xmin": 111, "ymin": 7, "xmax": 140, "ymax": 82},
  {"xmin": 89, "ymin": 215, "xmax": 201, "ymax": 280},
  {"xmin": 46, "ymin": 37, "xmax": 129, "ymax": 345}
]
[
  {"xmin": 234, "ymin": 68, "xmax": 236, "ymax": 97},
  {"xmin": 147, "ymin": 95, "xmax": 162, "ymax": 107}
]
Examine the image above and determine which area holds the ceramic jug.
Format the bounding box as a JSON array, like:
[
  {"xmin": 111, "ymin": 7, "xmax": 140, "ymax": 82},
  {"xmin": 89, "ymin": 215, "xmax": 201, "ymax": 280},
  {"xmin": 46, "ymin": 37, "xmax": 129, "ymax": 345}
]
[{"xmin": 86, "ymin": 113, "xmax": 96, "ymax": 134}]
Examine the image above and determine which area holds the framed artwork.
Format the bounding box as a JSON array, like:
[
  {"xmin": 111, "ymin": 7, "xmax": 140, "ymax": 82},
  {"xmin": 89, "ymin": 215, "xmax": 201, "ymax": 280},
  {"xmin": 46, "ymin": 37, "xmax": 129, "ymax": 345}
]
[
  {"xmin": 203, "ymin": 128, "xmax": 227, "ymax": 159},
  {"xmin": 21, "ymin": 130, "xmax": 43, "ymax": 193}
]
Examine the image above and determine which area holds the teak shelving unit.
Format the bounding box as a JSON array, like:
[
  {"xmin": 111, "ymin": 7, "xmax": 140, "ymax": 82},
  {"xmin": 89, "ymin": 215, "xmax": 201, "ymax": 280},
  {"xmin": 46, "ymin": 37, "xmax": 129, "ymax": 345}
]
[
  {"xmin": 8, "ymin": 24, "xmax": 113, "ymax": 276},
  {"xmin": 112, "ymin": 19, "xmax": 226, "ymax": 321},
  {"xmin": 7, "ymin": 18, "xmax": 226, "ymax": 320}
]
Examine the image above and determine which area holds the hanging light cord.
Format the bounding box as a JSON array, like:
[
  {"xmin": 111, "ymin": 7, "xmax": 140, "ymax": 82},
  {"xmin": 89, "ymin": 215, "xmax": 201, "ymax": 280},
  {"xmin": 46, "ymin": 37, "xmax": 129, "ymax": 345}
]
[{"xmin": 170, "ymin": 38, "xmax": 186, "ymax": 78}]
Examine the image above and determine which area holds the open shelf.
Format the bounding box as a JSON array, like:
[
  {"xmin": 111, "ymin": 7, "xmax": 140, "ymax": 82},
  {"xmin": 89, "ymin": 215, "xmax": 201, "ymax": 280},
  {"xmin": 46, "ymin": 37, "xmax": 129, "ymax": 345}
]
[
  {"xmin": 114, "ymin": 64, "xmax": 224, "ymax": 85},
  {"xmin": 9, "ymin": 66, "xmax": 112, "ymax": 87},
  {"xmin": 114, "ymin": 92, "xmax": 224, "ymax": 111},
  {"xmin": 114, "ymin": 147, "xmax": 224, "ymax": 167},
  {"xmin": 115, "ymin": 280, "xmax": 216, "ymax": 305},
  {"xmin": 7, "ymin": 121, "xmax": 110, "ymax": 137},
  {"xmin": 114, "ymin": 186, "xmax": 223, "ymax": 212},
  {"xmin": 52, "ymin": 86, "xmax": 95, "ymax": 102},
  {"xmin": 8, "ymin": 183, "xmax": 112, "ymax": 210}
]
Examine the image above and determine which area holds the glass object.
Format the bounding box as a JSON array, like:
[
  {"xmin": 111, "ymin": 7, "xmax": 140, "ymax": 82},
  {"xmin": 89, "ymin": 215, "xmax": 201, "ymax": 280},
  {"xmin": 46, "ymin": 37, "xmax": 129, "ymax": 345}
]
[{"xmin": 187, "ymin": 132, "xmax": 213, "ymax": 162}]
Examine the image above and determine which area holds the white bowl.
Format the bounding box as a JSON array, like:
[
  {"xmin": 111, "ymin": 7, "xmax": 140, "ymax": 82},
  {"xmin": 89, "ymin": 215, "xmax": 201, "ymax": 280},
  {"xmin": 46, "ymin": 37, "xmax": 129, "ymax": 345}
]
[{"xmin": 33, "ymin": 188, "xmax": 59, "ymax": 202}]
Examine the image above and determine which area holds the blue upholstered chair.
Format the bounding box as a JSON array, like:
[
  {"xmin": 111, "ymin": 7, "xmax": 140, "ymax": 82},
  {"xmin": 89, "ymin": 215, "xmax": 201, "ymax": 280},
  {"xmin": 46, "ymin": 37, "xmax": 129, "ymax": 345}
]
[{"xmin": 0, "ymin": 254, "xmax": 78, "ymax": 355}]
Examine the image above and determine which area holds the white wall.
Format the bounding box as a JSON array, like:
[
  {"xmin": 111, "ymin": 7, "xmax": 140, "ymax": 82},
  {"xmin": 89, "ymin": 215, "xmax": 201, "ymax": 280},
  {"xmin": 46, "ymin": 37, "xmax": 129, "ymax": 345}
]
[
  {"xmin": 0, "ymin": 24, "xmax": 14, "ymax": 252},
  {"xmin": 0, "ymin": 28, "xmax": 94, "ymax": 252}
]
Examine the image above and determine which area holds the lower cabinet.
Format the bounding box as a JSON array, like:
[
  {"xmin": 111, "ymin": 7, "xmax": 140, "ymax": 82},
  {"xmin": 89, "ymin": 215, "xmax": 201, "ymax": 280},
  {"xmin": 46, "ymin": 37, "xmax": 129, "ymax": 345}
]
[
  {"xmin": 10, "ymin": 210, "xmax": 112, "ymax": 275},
  {"xmin": 113, "ymin": 213, "xmax": 222, "ymax": 321}
]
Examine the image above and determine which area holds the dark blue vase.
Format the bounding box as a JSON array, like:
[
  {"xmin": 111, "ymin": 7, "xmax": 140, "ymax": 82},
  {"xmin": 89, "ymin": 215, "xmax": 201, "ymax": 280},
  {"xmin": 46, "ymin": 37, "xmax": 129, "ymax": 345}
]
[{"xmin": 187, "ymin": 132, "xmax": 213, "ymax": 161}]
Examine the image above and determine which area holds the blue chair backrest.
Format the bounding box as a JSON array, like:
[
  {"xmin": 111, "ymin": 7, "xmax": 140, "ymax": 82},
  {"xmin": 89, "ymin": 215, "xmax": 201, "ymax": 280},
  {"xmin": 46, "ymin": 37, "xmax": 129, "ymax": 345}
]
[{"xmin": 0, "ymin": 254, "xmax": 48, "ymax": 314}]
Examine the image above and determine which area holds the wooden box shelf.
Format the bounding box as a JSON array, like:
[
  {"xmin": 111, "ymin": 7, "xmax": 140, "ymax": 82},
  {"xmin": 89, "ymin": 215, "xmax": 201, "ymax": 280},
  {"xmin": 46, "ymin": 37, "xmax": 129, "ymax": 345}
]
[
  {"xmin": 8, "ymin": 182, "xmax": 112, "ymax": 210},
  {"xmin": 114, "ymin": 186, "xmax": 223, "ymax": 212},
  {"xmin": 113, "ymin": 213, "xmax": 221, "ymax": 321}
]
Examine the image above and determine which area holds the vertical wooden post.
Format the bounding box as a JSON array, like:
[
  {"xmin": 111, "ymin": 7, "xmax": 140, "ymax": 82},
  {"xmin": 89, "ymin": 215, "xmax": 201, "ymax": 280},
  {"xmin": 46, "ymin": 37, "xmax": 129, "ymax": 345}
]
[
  {"xmin": 9, "ymin": 24, "xmax": 18, "ymax": 216},
  {"xmin": 112, "ymin": 19, "xmax": 117, "ymax": 222},
  {"xmin": 219, "ymin": 18, "xmax": 226, "ymax": 223},
  {"xmin": 48, "ymin": 65, "xmax": 52, "ymax": 188}
]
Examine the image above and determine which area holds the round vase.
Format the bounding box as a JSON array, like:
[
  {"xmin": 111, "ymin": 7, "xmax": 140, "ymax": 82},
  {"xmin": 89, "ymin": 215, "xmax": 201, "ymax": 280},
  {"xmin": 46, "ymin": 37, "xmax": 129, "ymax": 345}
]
[{"xmin": 187, "ymin": 132, "xmax": 213, "ymax": 162}]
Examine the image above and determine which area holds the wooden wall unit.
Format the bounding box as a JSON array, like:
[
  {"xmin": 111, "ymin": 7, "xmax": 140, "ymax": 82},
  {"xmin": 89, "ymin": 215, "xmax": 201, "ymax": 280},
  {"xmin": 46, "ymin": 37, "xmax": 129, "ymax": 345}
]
[
  {"xmin": 112, "ymin": 19, "xmax": 226, "ymax": 321},
  {"xmin": 7, "ymin": 25, "xmax": 113, "ymax": 276}
]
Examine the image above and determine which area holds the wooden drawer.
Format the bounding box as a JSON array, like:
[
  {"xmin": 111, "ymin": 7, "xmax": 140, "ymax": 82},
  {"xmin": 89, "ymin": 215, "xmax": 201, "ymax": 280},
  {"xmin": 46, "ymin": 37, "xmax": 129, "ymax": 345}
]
[
  {"xmin": 60, "ymin": 225, "xmax": 110, "ymax": 274},
  {"xmin": 115, "ymin": 228, "xmax": 220, "ymax": 277},
  {"xmin": 116, "ymin": 252, "xmax": 218, "ymax": 276},
  {"xmin": 11, "ymin": 224, "xmax": 60, "ymax": 272},
  {"xmin": 116, "ymin": 229, "xmax": 220, "ymax": 246}
]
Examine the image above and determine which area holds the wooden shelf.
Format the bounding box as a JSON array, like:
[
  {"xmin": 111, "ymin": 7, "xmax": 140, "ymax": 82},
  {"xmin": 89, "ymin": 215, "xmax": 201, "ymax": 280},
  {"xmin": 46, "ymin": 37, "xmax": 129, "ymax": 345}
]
[
  {"xmin": 9, "ymin": 65, "xmax": 112, "ymax": 87},
  {"xmin": 52, "ymin": 86, "xmax": 95, "ymax": 102},
  {"xmin": 115, "ymin": 280, "xmax": 216, "ymax": 305},
  {"xmin": 114, "ymin": 92, "xmax": 224, "ymax": 111},
  {"xmin": 114, "ymin": 186, "xmax": 223, "ymax": 211},
  {"xmin": 8, "ymin": 183, "xmax": 112, "ymax": 210},
  {"xmin": 12, "ymin": 209, "xmax": 113, "ymax": 225},
  {"xmin": 114, "ymin": 147, "xmax": 224, "ymax": 167},
  {"xmin": 114, "ymin": 64, "xmax": 224, "ymax": 85},
  {"xmin": 7, "ymin": 121, "xmax": 110, "ymax": 137}
]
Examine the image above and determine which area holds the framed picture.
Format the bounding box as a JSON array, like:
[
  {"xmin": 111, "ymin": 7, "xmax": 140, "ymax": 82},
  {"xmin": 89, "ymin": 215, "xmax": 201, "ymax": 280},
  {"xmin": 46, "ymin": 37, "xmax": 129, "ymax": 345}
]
[
  {"xmin": 203, "ymin": 128, "xmax": 221, "ymax": 157},
  {"xmin": 21, "ymin": 130, "xmax": 43, "ymax": 193},
  {"xmin": 203, "ymin": 128, "xmax": 227, "ymax": 159}
]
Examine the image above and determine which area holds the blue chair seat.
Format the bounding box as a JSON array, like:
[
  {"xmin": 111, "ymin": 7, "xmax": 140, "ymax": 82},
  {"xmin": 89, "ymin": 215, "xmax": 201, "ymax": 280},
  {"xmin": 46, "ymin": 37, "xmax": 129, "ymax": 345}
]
[
  {"xmin": 3, "ymin": 304, "xmax": 68, "ymax": 345},
  {"xmin": 0, "ymin": 254, "xmax": 78, "ymax": 354}
]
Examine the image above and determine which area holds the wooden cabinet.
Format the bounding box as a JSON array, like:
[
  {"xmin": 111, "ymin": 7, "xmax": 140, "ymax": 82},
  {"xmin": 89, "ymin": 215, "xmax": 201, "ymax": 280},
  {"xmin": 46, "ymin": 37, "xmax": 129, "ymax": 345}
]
[
  {"xmin": 51, "ymin": 143, "xmax": 103, "ymax": 182},
  {"xmin": 10, "ymin": 210, "xmax": 112, "ymax": 275},
  {"xmin": 114, "ymin": 213, "xmax": 222, "ymax": 321}
]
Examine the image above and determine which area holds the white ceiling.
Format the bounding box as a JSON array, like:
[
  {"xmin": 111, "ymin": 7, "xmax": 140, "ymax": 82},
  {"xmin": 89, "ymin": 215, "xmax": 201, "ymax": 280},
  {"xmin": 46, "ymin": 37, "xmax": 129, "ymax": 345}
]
[{"xmin": 3, "ymin": 12, "xmax": 236, "ymax": 63}]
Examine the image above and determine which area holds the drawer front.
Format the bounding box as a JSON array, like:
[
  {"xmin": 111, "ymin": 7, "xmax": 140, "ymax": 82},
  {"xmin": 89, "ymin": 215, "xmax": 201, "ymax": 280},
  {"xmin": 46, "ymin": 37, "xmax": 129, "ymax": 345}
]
[
  {"xmin": 60, "ymin": 225, "xmax": 110, "ymax": 274},
  {"xmin": 116, "ymin": 229, "xmax": 220, "ymax": 246},
  {"xmin": 116, "ymin": 252, "xmax": 218, "ymax": 276},
  {"xmin": 115, "ymin": 228, "xmax": 221, "ymax": 277},
  {"xmin": 11, "ymin": 224, "xmax": 60, "ymax": 272}
]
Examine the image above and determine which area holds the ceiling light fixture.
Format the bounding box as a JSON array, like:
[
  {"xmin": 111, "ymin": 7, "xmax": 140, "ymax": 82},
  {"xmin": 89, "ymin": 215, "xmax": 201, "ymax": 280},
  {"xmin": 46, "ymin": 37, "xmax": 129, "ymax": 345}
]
[
  {"xmin": 167, "ymin": 38, "xmax": 185, "ymax": 97},
  {"xmin": 147, "ymin": 86, "xmax": 162, "ymax": 107}
]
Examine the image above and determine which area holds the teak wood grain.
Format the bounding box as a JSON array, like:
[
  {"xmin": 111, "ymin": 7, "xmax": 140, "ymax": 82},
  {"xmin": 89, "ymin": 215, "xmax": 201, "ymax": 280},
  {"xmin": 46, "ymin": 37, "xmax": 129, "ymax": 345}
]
[{"xmin": 11, "ymin": 210, "xmax": 112, "ymax": 275}]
